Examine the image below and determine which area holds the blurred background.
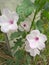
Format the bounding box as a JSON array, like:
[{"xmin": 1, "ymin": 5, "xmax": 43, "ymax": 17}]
[{"xmin": 0, "ymin": 0, "xmax": 23, "ymax": 11}]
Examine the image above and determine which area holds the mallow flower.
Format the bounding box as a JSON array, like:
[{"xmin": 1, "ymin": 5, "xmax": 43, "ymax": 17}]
[
  {"xmin": 19, "ymin": 20, "xmax": 31, "ymax": 32},
  {"xmin": 25, "ymin": 30, "xmax": 47, "ymax": 57},
  {"xmin": 0, "ymin": 8, "xmax": 19, "ymax": 33},
  {"xmin": 18, "ymin": 14, "xmax": 33, "ymax": 32}
]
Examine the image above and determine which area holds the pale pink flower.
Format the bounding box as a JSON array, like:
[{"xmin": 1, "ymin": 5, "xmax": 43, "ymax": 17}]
[
  {"xmin": 25, "ymin": 30, "xmax": 47, "ymax": 57},
  {"xmin": 0, "ymin": 8, "xmax": 19, "ymax": 33}
]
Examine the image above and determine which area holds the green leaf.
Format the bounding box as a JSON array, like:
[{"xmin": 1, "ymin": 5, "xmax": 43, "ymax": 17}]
[
  {"xmin": 44, "ymin": 2, "xmax": 49, "ymax": 11},
  {"xmin": 16, "ymin": 0, "xmax": 34, "ymax": 24},
  {"xmin": 41, "ymin": 10, "xmax": 49, "ymax": 21},
  {"xmin": 13, "ymin": 38, "xmax": 24, "ymax": 50},
  {"xmin": 34, "ymin": 0, "xmax": 46, "ymax": 12},
  {"xmin": 10, "ymin": 31, "xmax": 22, "ymax": 40},
  {"xmin": 36, "ymin": 20, "xmax": 44, "ymax": 32},
  {"xmin": 10, "ymin": 30, "xmax": 26, "ymax": 40},
  {"xmin": 14, "ymin": 50, "xmax": 25, "ymax": 65},
  {"xmin": 14, "ymin": 50, "xmax": 25, "ymax": 59},
  {"xmin": 14, "ymin": 50, "xmax": 33, "ymax": 65}
]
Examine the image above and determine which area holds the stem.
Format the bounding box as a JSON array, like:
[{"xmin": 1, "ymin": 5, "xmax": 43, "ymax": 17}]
[
  {"xmin": 28, "ymin": 12, "xmax": 37, "ymax": 33},
  {"xmin": 4, "ymin": 33, "xmax": 12, "ymax": 55},
  {"xmin": 30, "ymin": 11, "xmax": 37, "ymax": 30},
  {"xmin": 28, "ymin": 10, "xmax": 37, "ymax": 33},
  {"xmin": 33, "ymin": 57, "xmax": 36, "ymax": 65}
]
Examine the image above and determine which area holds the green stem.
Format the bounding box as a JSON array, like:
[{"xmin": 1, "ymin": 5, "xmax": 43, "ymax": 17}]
[
  {"xmin": 29, "ymin": 10, "xmax": 37, "ymax": 33},
  {"xmin": 4, "ymin": 33, "xmax": 12, "ymax": 55},
  {"xmin": 33, "ymin": 57, "xmax": 36, "ymax": 65}
]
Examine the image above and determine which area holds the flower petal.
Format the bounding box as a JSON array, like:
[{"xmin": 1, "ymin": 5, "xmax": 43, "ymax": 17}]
[
  {"xmin": 31, "ymin": 30, "xmax": 40, "ymax": 35},
  {"xmin": 26, "ymin": 34, "xmax": 35, "ymax": 41},
  {"xmin": 37, "ymin": 42, "xmax": 45, "ymax": 50},
  {"xmin": 25, "ymin": 41, "xmax": 31, "ymax": 52},
  {"xmin": 12, "ymin": 12, "xmax": 19, "ymax": 23},
  {"xmin": 20, "ymin": 21, "xmax": 31, "ymax": 32},
  {"xmin": 2, "ymin": 8, "xmax": 13, "ymax": 20},
  {"xmin": 0, "ymin": 15, "xmax": 8, "ymax": 25},
  {"xmin": 1, "ymin": 23, "xmax": 10, "ymax": 33},
  {"xmin": 9, "ymin": 23, "xmax": 18, "ymax": 31},
  {"xmin": 2, "ymin": 8, "xmax": 11, "ymax": 17},
  {"xmin": 30, "ymin": 49, "xmax": 40, "ymax": 57},
  {"xmin": 40, "ymin": 34, "xmax": 47, "ymax": 42},
  {"xmin": 29, "ymin": 40, "xmax": 39, "ymax": 49}
]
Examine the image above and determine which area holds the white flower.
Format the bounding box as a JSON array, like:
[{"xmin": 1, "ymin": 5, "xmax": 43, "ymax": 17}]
[
  {"xmin": 19, "ymin": 21, "xmax": 31, "ymax": 32},
  {"xmin": 0, "ymin": 8, "xmax": 19, "ymax": 33},
  {"xmin": 19, "ymin": 16, "xmax": 32, "ymax": 32},
  {"xmin": 25, "ymin": 30, "xmax": 47, "ymax": 57},
  {"xmin": 18, "ymin": 10, "xmax": 35, "ymax": 32}
]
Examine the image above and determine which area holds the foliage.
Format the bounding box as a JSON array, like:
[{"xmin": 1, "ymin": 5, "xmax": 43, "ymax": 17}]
[
  {"xmin": 16, "ymin": 0, "xmax": 34, "ymax": 24},
  {"xmin": 0, "ymin": 0, "xmax": 49, "ymax": 65}
]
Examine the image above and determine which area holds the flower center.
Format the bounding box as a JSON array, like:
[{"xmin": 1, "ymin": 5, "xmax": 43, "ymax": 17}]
[
  {"xmin": 23, "ymin": 24, "xmax": 26, "ymax": 27},
  {"xmin": 35, "ymin": 37, "xmax": 39, "ymax": 41},
  {"xmin": 9, "ymin": 20, "xmax": 13, "ymax": 24}
]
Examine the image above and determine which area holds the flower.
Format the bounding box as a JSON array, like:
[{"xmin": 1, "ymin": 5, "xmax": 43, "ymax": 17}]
[
  {"xmin": 25, "ymin": 30, "xmax": 47, "ymax": 57},
  {"xmin": 19, "ymin": 21, "xmax": 31, "ymax": 32},
  {"xmin": 0, "ymin": 8, "xmax": 19, "ymax": 33},
  {"xmin": 18, "ymin": 11, "xmax": 34, "ymax": 32}
]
